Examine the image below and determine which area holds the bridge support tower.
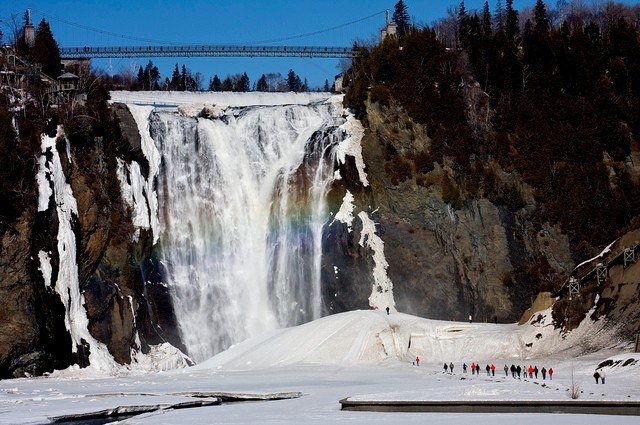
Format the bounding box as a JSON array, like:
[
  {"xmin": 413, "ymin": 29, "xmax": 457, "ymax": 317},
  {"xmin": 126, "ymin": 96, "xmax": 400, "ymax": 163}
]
[
  {"xmin": 596, "ymin": 263, "xmax": 607, "ymax": 285},
  {"xmin": 568, "ymin": 277, "xmax": 580, "ymax": 300},
  {"xmin": 624, "ymin": 247, "xmax": 636, "ymax": 268}
]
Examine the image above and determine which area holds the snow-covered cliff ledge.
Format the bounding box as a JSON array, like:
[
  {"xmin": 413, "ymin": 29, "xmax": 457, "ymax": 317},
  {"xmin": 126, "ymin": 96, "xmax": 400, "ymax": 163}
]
[{"xmin": 110, "ymin": 91, "xmax": 336, "ymax": 108}]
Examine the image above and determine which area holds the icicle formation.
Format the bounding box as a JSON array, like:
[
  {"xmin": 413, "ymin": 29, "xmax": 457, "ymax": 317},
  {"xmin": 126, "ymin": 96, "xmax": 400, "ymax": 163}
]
[
  {"xmin": 143, "ymin": 100, "xmax": 346, "ymax": 362},
  {"xmin": 37, "ymin": 127, "xmax": 116, "ymax": 371}
]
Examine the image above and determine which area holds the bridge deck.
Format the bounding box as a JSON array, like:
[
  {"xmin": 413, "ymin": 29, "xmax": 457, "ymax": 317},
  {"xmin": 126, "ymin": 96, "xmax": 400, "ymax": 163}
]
[{"xmin": 60, "ymin": 45, "xmax": 357, "ymax": 59}]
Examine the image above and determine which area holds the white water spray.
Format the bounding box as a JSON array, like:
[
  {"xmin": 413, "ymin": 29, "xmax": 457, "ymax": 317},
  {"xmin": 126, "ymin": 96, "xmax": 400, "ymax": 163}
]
[{"xmin": 141, "ymin": 98, "xmax": 347, "ymax": 362}]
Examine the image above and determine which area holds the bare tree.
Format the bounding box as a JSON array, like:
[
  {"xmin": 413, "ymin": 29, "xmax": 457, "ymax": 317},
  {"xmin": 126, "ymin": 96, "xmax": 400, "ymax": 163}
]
[
  {"xmin": 433, "ymin": 7, "xmax": 459, "ymax": 48},
  {"xmin": 5, "ymin": 13, "xmax": 24, "ymax": 48}
]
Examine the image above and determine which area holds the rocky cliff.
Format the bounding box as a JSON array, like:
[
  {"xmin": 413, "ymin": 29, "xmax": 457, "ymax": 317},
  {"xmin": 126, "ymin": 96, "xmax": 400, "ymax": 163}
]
[
  {"xmin": 322, "ymin": 100, "xmax": 639, "ymax": 338},
  {"xmin": 0, "ymin": 104, "xmax": 182, "ymax": 378}
]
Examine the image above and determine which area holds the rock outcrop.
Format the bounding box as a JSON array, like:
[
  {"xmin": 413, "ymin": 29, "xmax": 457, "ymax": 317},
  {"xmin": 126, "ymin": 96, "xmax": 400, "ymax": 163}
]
[
  {"xmin": 323, "ymin": 101, "xmax": 576, "ymax": 323},
  {"xmin": 0, "ymin": 105, "xmax": 181, "ymax": 378}
]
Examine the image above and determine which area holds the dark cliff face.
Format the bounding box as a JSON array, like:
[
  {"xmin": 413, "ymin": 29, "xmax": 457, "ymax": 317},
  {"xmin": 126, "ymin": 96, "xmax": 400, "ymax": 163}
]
[
  {"xmin": 70, "ymin": 104, "xmax": 184, "ymax": 363},
  {"xmin": 0, "ymin": 205, "xmax": 71, "ymax": 377},
  {"xmin": 321, "ymin": 101, "xmax": 576, "ymax": 323},
  {"xmin": 0, "ymin": 104, "xmax": 181, "ymax": 378},
  {"xmin": 321, "ymin": 100, "xmax": 640, "ymax": 341}
]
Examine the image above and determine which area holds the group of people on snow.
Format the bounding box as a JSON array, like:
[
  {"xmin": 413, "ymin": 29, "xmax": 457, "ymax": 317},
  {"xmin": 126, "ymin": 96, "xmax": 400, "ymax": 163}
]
[
  {"xmin": 416, "ymin": 360, "xmax": 609, "ymax": 385},
  {"xmin": 430, "ymin": 361, "xmax": 555, "ymax": 381}
]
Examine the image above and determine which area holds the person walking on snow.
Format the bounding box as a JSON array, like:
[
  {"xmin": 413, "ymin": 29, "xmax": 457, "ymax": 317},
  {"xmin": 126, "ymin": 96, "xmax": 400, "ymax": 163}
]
[
  {"xmin": 485, "ymin": 364, "xmax": 491, "ymax": 376},
  {"xmin": 548, "ymin": 367, "xmax": 554, "ymax": 380},
  {"xmin": 490, "ymin": 364, "xmax": 496, "ymax": 376},
  {"xmin": 534, "ymin": 365, "xmax": 539, "ymax": 379},
  {"xmin": 527, "ymin": 365, "xmax": 534, "ymax": 378},
  {"xmin": 463, "ymin": 363, "xmax": 468, "ymax": 373},
  {"xmin": 593, "ymin": 370, "xmax": 600, "ymax": 384},
  {"xmin": 504, "ymin": 365, "xmax": 509, "ymax": 377},
  {"xmin": 599, "ymin": 369, "xmax": 606, "ymax": 384},
  {"xmin": 541, "ymin": 367, "xmax": 547, "ymax": 380},
  {"xmin": 510, "ymin": 364, "xmax": 516, "ymax": 378},
  {"xmin": 415, "ymin": 356, "xmax": 420, "ymax": 366},
  {"xmin": 444, "ymin": 363, "xmax": 448, "ymax": 373},
  {"xmin": 449, "ymin": 362, "xmax": 454, "ymax": 374},
  {"xmin": 470, "ymin": 362, "xmax": 476, "ymax": 375}
]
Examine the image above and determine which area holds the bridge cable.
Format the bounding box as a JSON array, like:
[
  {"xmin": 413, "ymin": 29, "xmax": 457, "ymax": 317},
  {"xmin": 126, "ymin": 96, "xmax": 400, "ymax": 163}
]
[
  {"xmin": 244, "ymin": 10, "xmax": 386, "ymax": 45},
  {"xmin": 29, "ymin": 7, "xmax": 183, "ymax": 45},
  {"xmin": 30, "ymin": 7, "xmax": 386, "ymax": 47}
]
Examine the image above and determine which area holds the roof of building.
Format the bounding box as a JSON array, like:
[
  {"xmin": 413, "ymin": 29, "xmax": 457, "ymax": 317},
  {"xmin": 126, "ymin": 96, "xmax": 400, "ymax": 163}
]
[{"xmin": 58, "ymin": 72, "xmax": 79, "ymax": 80}]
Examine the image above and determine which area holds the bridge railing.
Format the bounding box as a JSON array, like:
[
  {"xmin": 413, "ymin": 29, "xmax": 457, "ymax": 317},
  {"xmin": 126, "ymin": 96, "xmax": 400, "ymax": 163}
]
[{"xmin": 60, "ymin": 44, "xmax": 358, "ymax": 59}]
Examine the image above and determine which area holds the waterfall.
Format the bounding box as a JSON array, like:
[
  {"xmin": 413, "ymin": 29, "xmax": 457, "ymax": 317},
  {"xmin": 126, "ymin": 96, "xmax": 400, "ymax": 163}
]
[{"xmin": 140, "ymin": 98, "xmax": 346, "ymax": 362}]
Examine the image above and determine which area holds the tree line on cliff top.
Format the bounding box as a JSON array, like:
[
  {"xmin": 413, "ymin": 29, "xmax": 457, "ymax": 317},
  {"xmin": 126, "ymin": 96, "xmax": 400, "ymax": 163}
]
[{"xmin": 345, "ymin": 0, "xmax": 640, "ymax": 249}]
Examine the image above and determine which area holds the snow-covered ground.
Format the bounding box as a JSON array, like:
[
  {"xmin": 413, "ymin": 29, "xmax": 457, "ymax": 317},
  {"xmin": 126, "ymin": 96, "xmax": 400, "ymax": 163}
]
[{"xmin": 1, "ymin": 309, "xmax": 638, "ymax": 424}]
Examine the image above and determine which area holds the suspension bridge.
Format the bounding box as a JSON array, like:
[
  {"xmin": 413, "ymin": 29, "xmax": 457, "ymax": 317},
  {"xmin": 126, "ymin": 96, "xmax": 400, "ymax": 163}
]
[
  {"xmin": 59, "ymin": 44, "xmax": 358, "ymax": 59},
  {"xmin": 25, "ymin": 7, "xmax": 388, "ymax": 61}
]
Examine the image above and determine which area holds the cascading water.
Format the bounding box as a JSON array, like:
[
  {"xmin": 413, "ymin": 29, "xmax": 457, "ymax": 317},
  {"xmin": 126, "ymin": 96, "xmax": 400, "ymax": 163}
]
[{"xmin": 145, "ymin": 98, "xmax": 347, "ymax": 362}]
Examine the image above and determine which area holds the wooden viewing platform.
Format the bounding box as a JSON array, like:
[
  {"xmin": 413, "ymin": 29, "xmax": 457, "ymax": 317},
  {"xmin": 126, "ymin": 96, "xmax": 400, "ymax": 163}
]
[{"xmin": 339, "ymin": 398, "xmax": 640, "ymax": 415}]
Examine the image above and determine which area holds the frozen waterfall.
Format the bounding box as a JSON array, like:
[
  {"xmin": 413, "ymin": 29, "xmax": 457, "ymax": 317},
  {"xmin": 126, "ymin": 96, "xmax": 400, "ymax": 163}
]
[{"xmin": 128, "ymin": 95, "xmax": 350, "ymax": 362}]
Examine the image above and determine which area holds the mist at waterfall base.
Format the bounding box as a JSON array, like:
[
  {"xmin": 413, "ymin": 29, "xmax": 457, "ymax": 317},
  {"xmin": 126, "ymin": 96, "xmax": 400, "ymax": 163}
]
[{"xmin": 124, "ymin": 93, "xmax": 355, "ymax": 363}]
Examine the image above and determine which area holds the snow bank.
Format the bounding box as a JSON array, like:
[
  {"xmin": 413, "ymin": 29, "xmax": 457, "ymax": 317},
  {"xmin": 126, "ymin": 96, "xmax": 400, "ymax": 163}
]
[
  {"xmin": 331, "ymin": 190, "xmax": 355, "ymax": 230},
  {"xmin": 110, "ymin": 91, "xmax": 334, "ymax": 108},
  {"xmin": 358, "ymin": 212, "xmax": 395, "ymax": 311},
  {"xmin": 336, "ymin": 114, "xmax": 368, "ymax": 186}
]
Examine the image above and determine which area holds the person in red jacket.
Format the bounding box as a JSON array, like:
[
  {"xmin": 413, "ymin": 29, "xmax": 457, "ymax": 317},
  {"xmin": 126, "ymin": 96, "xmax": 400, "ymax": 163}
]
[
  {"xmin": 490, "ymin": 364, "xmax": 496, "ymax": 376},
  {"xmin": 548, "ymin": 367, "xmax": 554, "ymax": 380},
  {"xmin": 528, "ymin": 365, "xmax": 534, "ymax": 378}
]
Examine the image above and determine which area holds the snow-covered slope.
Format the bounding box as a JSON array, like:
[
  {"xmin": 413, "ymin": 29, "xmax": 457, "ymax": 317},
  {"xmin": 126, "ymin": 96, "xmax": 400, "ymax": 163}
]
[
  {"xmin": 2, "ymin": 310, "xmax": 639, "ymax": 425},
  {"xmin": 197, "ymin": 309, "xmax": 630, "ymax": 371}
]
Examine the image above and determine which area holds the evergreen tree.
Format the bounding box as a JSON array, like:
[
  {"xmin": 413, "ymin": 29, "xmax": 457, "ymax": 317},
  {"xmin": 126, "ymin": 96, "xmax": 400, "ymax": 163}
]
[
  {"xmin": 534, "ymin": 0, "xmax": 549, "ymax": 34},
  {"xmin": 392, "ymin": 0, "xmax": 411, "ymax": 40},
  {"xmin": 209, "ymin": 74, "xmax": 222, "ymax": 91},
  {"xmin": 32, "ymin": 19, "xmax": 61, "ymax": 77},
  {"xmin": 136, "ymin": 66, "xmax": 145, "ymax": 89},
  {"xmin": 181, "ymin": 64, "xmax": 188, "ymax": 91},
  {"xmin": 256, "ymin": 74, "xmax": 269, "ymax": 91},
  {"xmin": 505, "ymin": 0, "xmax": 519, "ymax": 41},
  {"xmin": 287, "ymin": 69, "xmax": 299, "ymax": 92},
  {"xmin": 482, "ymin": 1, "xmax": 492, "ymax": 36},
  {"xmin": 221, "ymin": 76, "xmax": 233, "ymax": 91},
  {"xmin": 235, "ymin": 72, "xmax": 250, "ymax": 92},
  {"xmin": 459, "ymin": 1, "xmax": 467, "ymax": 19},
  {"xmin": 495, "ymin": 0, "xmax": 504, "ymax": 33},
  {"xmin": 457, "ymin": 1, "xmax": 469, "ymax": 49},
  {"xmin": 170, "ymin": 64, "xmax": 181, "ymax": 90}
]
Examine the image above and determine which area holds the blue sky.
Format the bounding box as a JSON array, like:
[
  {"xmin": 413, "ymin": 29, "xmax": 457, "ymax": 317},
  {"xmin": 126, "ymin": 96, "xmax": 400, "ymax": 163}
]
[{"xmin": 0, "ymin": 1, "xmax": 627, "ymax": 88}]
